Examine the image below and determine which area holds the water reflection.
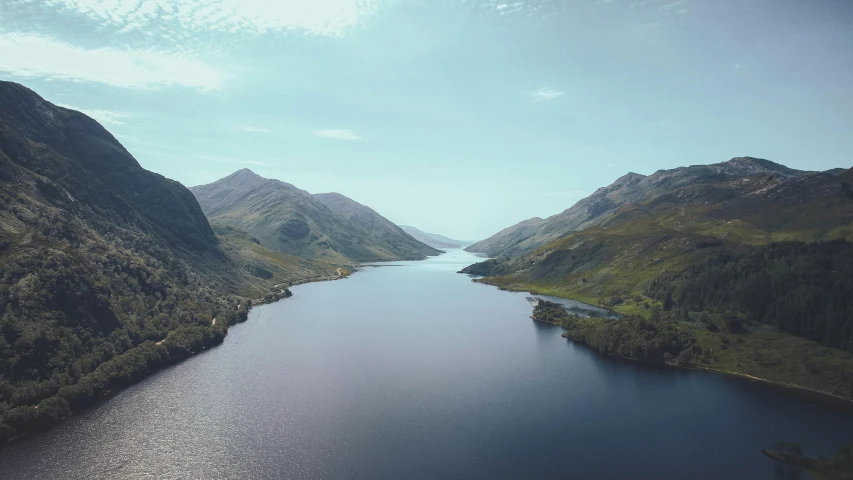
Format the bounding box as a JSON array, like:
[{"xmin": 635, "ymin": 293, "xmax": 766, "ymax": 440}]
[{"xmin": 0, "ymin": 250, "xmax": 850, "ymax": 480}]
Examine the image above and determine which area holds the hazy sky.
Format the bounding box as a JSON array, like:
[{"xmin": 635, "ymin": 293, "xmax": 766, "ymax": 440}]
[{"xmin": 2, "ymin": 0, "xmax": 852, "ymax": 240}]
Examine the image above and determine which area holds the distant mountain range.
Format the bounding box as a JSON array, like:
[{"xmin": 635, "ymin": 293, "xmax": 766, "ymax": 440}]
[
  {"xmin": 399, "ymin": 226, "xmax": 470, "ymax": 249},
  {"xmin": 313, "ymin": 192, "xmax": 442, "ymax": 258},
  {"xmin": 190, "ymin": 170, "xmax": 440, "ymax": 263}
]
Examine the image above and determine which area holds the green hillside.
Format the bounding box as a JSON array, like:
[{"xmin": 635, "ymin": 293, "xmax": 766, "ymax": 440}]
[
  {"xmin": 191, "ymin": 170, "xmax": 439, "ymax": 262},
  {"xmin": 0, "ymin": 81, "xmax": 334, "ymax": 442},
  {"xmin": 462, "ymin": 160, "xmax": 853, "ymax": 401}
]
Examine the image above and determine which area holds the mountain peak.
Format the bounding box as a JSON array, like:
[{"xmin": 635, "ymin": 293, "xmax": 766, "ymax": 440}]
[
  {"xmin": 613, "ymin": 172, "xmax": 646, "ymax": 187},
  {"xmin": 229, "ymin": 168, "xmax": 263, "ymax": 180},
  {"xmin": 210, "ymin": 168, "xmax": 268, "ymax": 190},
  {"xmin": 315, "ymin": 191, "xmax": 347, "ymax": 200},
  {"xmin": 724, "ymin": 157, "xmax": 799, "ymax": 176}
]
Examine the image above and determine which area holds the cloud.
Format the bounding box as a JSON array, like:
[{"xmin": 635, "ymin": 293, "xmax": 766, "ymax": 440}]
[
  {"xmin": 658, "ymin": 0, "xmax": 689, "ymax": 12},
  {"xmin": 496, "ymin": 2, "xmax": 526, "ymax": 14},
  {"xmin": 238, "ymin": 125, "xmax": 271, "ymax": 133},
  {"xmin": 0, "ymin": 33, "xmax": 225, "ymax": 91},
  {"xmin": 56, "ymin": 103, "xmax": 129, "ymax": 126},
  {"xmin": 313, "ymin": 129, "xmax": 361, "ymax": 141},
  {"xmin": 530, "ymin": 87, "xmax": 564, "ymax": 101},
  {"xmin": 20, "ymin": 0, "xmax": 383, "ymax": 38}
]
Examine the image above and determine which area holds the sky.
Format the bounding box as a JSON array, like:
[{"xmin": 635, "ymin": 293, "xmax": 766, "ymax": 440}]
[{"xmin": 1, "ymin": 0, "xmax": 852, "ymax": 240}]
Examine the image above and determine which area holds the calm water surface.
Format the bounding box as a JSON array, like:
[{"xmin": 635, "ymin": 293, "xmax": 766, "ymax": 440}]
[{"xmin": 1, "ymin": 250, "xmax": 851, "ymax": 479}]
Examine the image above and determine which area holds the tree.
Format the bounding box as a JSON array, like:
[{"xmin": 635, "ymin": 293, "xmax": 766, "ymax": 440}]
[
  {"xmin": 650, "ymin": 305, "xmax": 662, "ymax": 322},
  {"xmin": 663, "ymin": 292, "xmax": 674, "ymax": 311}
]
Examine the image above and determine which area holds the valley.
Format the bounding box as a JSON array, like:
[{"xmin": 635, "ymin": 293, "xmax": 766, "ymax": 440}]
[
  {"xmin": 1, "ymin": 80, "xmax": 851, "ymax": 478},
  {"xmin": 2, "ymin": 250, "xmax": 852, "ymax": 480},
  {"xmin": 3, "ymin": 0, "xmax": 852, "ymax": 477},
  {"xmin": 0, "ymin": 81, "xmax": 437, "ymax": 443}
]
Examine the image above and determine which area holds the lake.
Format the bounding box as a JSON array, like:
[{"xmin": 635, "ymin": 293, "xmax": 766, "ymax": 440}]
[{"xmin": 1, "ymin": 249, "xmax": 850, "ymax": 479}]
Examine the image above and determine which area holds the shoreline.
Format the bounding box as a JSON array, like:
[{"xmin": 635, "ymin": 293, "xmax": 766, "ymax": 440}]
[
  {"xmin": 1, "ymin": 269, "xmax": 352, "ymax": 449},
  {"xmin": 525, "ymin": 294, "xmax": 853, "ymax": 410},
  {"xmin": 690, "ymin": 366, "xmax": 853, "ymax": 410}
]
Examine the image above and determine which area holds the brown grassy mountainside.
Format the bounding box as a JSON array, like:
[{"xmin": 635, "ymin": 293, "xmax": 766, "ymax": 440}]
[{"xmin": 191, "ymin": 170, "xmax": 440, "ymax": 263}]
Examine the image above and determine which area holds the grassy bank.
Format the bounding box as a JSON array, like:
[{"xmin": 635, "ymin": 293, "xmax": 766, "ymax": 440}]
[{"xmin": 516, "ymin": 282, "xmax": 853, "ymax": 405}]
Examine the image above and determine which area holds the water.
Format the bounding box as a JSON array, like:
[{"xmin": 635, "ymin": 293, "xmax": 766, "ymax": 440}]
[
  {"xmin": 535, "ymin": 294, "xmax": 621, "ymax": 319},
  {"xmin": 1, "ymin": 250, "xmax": 851, "ymax": 479}
]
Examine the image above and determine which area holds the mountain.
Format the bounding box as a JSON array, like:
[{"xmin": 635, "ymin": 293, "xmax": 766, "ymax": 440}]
[
  {"xmin": 460, "ymin": 157, "xmax": 853, "ymax": 401},
  {"xmin": 466, "ymin": 157, "xmax": 809, "ymax": 257},
  {"xmin": 313, "ymin": 193, "xmax": 441, "ymax": 257},
  {"xmin": 463, "ymin": 158, "xmax": 853, "ymax": 293},
  {"xmin": 0, "ymin": 83, "xmax": 216, "ymax": 253},
  {"xmin": 0, "ymin": 81, "xmax": 334, "ymax": 442},
  {"xmin": 190, "ymin": 170, "xmax": 439, "ymax": 262},
  {"xmin": 399, "ymin": 226, "xmax": 469, "ymax": 249}
]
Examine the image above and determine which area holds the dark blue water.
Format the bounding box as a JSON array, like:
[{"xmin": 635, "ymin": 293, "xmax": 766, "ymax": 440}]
[
  {"xmin": 0, "ymin": 250, "xmax": 850, "ymax": 479},
  {"xmin": 536, "ymin": 294, "xmax": 620, "ymax": 318}
]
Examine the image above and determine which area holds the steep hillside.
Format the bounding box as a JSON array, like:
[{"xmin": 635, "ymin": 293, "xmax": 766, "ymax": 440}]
[
  {"xmin": 191, "ymin": 170, "xmax": 438, "ymax": 262},
  {"xmin": 461, "ymin": 161, "xmax": 853, "ymax": 401},
  {"xmin": 399, "ymin": 225, "xmax": 468, "ymax": 249},
  {"xmin": 0, "ymin": 81, "xmax": 331, "ymax": 442},
  {"xmin": 0, "ymin": 82, "xmax": 216, "ymax": 253},
  {"xmin": 463, "ymin": 166, "xmax": 853, "ymax": 299},
  {"xmin": 313, "ymin": 193, "xmax": 440, "ymax": 258},
  {"xmin": 466, "ymin": 157, "xmax": 808, "ymax": 257}
]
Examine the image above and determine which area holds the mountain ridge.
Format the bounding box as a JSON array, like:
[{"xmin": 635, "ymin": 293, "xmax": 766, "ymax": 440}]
[
  {"xmin": 313, "ymin": 192, "xmax": 441, "ymax": 257},
  {"xmin": 466, "ymin": 157, "xmax": 812, "ymax": 257},
  {"xmin": 191, "ymin": 170, "xmax": 439, "ymax": 262}
]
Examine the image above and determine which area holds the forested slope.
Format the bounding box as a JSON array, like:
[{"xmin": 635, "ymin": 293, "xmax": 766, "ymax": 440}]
[
  {"xmin": 0, "ymin": 81, "xmax": 333, "ymax": 442},
  {"xmin": 462, "ymin": 159, "xmax": 853, "ymax": 401}
]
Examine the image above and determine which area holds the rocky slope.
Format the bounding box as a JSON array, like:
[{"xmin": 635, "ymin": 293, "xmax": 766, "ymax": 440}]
[
  {"xmin": 191, "ymin": 170, "xmax": 439, "ymax": 262},
  {"xmin": 313, "ymin": 193, "xmax": 440, "ymax": 258},
  {"xmin": 466, "ymin": 157, "xmax": 811, "ymax": 257}
]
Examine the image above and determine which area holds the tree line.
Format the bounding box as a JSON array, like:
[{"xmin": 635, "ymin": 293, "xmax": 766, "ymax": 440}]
[{"xmin": 646, "ymin": 240, "xmax": 853, "ymax": 352}]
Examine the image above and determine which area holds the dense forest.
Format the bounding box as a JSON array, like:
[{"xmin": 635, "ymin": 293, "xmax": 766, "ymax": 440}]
[
  {"xmin": 457, "ymin": 258, "xmax": 516, "ymax": 277},
  {"xmin": 532, "ymin": 301, "xmax": 701, "ymax": 364},
  {"xmin": 646, "ymin": 241, "xmax": 853, "ymax": 352},
  {"xmin": 0, "ymin": 81, "xmax": 290, "ymax": 443},
  {"xmin": 0, "ymin": 201, "xmax": 251, "ymax": 440}
]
